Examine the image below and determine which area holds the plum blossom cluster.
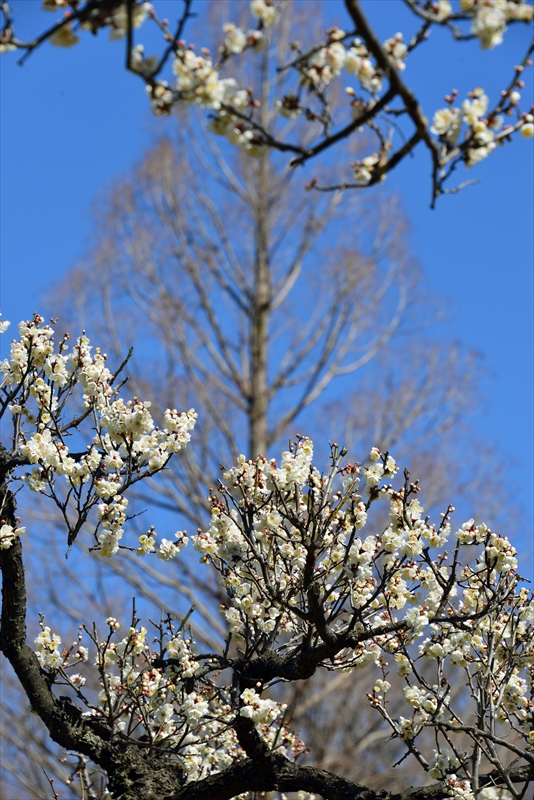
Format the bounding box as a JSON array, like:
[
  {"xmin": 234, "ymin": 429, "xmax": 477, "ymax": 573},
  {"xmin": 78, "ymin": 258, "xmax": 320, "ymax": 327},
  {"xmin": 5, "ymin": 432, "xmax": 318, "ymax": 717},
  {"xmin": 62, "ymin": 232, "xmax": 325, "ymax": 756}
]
[
  {"xmin": 460, "ymin": 0, "xmax": 533, "ymax": 49},
  {"xmin": 431, "ymin": 82, "xmax": 534, "ymax": 170},
  {"xmin": 34, "ymin": 623, "xmax": 64, "ymax": 671},
  {"xmin": 191, "ymin": 438, "xmax": 531, "ymax": 665},
  {"xmin": 46, "ymin": 0, "xmax": 151, "ymax": 48},
  {"xmin": 1, "ymin": 1, "xmax": 533, "ymax": 200},
  {"xmin": 189, "ymin": 440, "xmax": 533, "ymax": 790},
  {"xmin": 240, "ymin": 688, "xmax": 285, "ymax": 725},
  {"xmin": 146, "ymin": 3, "xmax": 271, "ymax": 121},
  {"xmin": 0, "ymin": 314, "xmax": 196, "ymax": 555},
  {"xmin": 33, "ymin": 615, "xmax": 89, "ymax": 679},
  {"xmin": 17, "ymin": 437, "xmax": 534, "ymax": 795},
  {"xmin": 284, "ymin": 27, "xmax": 408, "ymax": 108},
  {"xmin": 33, "ymin": 612, "xmax": 300, "ymax": 786},
  {"xmin": 1, "ymin": 396, "xmax": 530, "ymax": 796}
]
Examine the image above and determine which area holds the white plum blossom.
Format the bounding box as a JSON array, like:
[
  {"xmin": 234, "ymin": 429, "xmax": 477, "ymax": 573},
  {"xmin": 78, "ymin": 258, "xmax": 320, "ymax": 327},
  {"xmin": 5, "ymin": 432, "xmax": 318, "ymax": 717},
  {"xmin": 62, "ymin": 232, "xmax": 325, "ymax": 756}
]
[
  {"xmin": 223, "ymin": 23, "xmax": 247, "ymax": 55},
  {"xmin": 250, "ymin": 0, "xmax": 278, "ymax": 27},
  {"xmin": 364, "ymin": 461, "xmax": 384, "ymax": 486},
  {"xmin": 101, "ymin": 398, "xmax": 154, "ymax": 443},
  {"xmin": 50, "ymin": 22, "xmax": 80, "ymax": 48},
  {"xmin": 240, "ymin": 688, "xmax": 285, "ymax": 725},
  {"xmin": 431, "ymin": 107, "xmax": 462, "ymax": 141},
  {"xmin": 345, "ymin": 39, "xmax": 382, "ymax": 93},
  {"xmin": 472, "ymin": 4, "xmax": 507, "ymax": 48},
  {"xmin": 462, "ymin": 89, "xmax": 489, "ymax": 126},
  {"xmin": 136, "ymin": 532, "xmax": 156, "ymax": 556},
  {"xmin": 405, "ymin": 607, "xmax": 429, "ymax": 638},
  {"xmin": 383, "ymin": 33, "xmax": 408, "ymax": 70},
  {"xmin": 157, "ymin": 532, "xmax": 188, "ymax": 561},
  {"xmin": 435, "ymin": 0, "xmax": 453, "ymax": 20},
  {"xmin": 374, "ymin": 678, "xmax": 391, "ymax": 693},
  {"xmin": 105, "ymin": 1, "xmax": 150, "ymax": 41},
  {"xmin": 443, "ymin": 776, "xmax": 475, "ymax": 799},
  {"xmin": 0, "ymin": 523, "xmax": 25, "ymax": 549},
  {"xmin": 301, "ymin": 41, "xmax": 346, "ymax": 88},
  {"xmin": 352, "ymin": 153, "xmax": 381, "ymax": 183}
]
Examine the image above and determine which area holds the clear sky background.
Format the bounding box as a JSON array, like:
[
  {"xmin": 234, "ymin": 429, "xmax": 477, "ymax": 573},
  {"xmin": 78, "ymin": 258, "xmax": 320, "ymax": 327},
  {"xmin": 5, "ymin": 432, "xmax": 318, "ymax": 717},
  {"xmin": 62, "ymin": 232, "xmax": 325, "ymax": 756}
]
[{"xmin": 1, "ymin": 1, "xmax": 533, "ymax": 563}]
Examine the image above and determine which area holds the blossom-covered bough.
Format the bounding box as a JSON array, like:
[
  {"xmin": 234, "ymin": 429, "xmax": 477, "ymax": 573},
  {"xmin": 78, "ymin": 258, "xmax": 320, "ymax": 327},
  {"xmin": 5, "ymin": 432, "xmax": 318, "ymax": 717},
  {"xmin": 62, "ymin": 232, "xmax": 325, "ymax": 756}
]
[
  {"xmin": 1, "ymin": 0, "xmax": 533, "ymax": 207},
  {"xmin": 0, "ymin": 314, "xmax": 532, "ymax": 799}
]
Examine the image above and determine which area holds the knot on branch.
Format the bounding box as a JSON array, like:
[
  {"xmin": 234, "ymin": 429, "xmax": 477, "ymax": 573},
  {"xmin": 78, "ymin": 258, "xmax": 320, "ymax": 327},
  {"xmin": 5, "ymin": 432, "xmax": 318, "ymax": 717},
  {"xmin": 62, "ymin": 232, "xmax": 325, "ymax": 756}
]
[{"xmin": 237, "ymin": 647, "xmax": 318, "ymax": 687}]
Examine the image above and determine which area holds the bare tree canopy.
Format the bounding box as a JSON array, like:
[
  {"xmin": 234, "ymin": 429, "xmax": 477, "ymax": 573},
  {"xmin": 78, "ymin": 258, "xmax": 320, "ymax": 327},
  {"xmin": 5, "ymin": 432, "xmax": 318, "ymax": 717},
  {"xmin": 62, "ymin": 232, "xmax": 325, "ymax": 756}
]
[
  {"xmin": 47, "ymin": 115, "xmax": 508, "ymax": 539},
  {"xmin": 1, "ymin": 0, "xmax": 533, "ymax": 204}
]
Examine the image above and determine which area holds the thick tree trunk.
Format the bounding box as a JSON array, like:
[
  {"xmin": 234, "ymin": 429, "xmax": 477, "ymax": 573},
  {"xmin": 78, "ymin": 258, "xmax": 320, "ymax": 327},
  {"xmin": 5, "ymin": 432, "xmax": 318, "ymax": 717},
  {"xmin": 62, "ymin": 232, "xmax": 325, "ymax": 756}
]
[{"xmin": 248, "ymin": 55, "xmax": 271, "ymax": 459}]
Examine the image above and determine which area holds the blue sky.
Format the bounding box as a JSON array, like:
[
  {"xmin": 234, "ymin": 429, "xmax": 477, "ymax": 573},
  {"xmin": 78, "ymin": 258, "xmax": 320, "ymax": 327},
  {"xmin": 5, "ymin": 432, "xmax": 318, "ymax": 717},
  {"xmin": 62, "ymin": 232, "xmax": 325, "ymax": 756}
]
[{"xmin": 0, "ymin": 1, "xmax": 532, "ymax": 564}]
